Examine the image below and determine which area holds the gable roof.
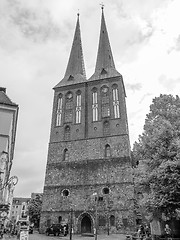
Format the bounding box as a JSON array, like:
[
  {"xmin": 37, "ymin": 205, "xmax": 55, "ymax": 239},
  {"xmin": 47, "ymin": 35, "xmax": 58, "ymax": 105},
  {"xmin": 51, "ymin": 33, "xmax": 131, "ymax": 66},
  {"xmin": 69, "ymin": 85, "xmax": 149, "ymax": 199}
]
[{"xmin": 0, "ymin": 88, "xmax": 17, "ymax": 107}]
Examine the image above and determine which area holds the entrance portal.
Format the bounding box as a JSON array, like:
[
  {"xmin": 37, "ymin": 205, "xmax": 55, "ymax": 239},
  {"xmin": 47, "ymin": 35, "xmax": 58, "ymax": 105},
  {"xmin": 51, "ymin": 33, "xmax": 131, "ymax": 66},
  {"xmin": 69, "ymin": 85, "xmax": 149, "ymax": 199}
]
[{"xmin": 81, "ymin": 215, "xmax": 92, "ymax": 233}]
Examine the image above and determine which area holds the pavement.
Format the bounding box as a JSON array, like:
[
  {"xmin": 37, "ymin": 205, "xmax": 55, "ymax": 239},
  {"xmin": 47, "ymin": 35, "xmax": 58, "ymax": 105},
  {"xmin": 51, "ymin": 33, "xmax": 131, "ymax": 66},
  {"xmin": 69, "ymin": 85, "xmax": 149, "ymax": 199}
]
[{"xmin": 2, "ymin": 232, "xmax": 127, "ymax": 240}]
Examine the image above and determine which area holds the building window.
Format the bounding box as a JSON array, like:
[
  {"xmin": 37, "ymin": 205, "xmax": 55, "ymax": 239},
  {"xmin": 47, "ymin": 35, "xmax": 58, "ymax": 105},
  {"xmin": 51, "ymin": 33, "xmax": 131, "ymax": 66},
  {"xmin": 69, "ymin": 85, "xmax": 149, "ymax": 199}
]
[
  {"xmin": 105, "ymin": 144, "xmax": 111, "ymax": 157},
  {"xmin": 75, "ymin": 91, "xmax": 81, "ymax": 124},
  {"xmin": 47, "ymin": 219, "xmax": 51, "ymax": 227},
  {"xmin": 99, "ymin": 216, "xmax": 106, "ymax": 226},
  {"xmin": 58, "ymin": 216, "xmax": 62, "ymax": 223},
  {"xmin": 103, "ymin": 121, "xmax": 110, "ymax": 136},
  {"xmin": 112, "ymin": 84, "xmax": 120, "ymax": 118},
  {"xmin": 65, "ymin": 92, "xmax": 73, "ymax": 123},
  {"xmin": 110, "ymin": 215, "xmax": 115, "ymax": 226},
  {"xmin": 92, "ymin": 88, "xmax": 98, "ymax": 122},
  {"xmin": 122, "ymin": 218, "xmax": 128, "ymax": 227},
  {"xmin": 56, "ymin": 94, "xmax": 63, "ymax": 126},
  {"xmin": 101, "ymin": 86, "xmax": 110, "ymax": 118},
  {"xmin": 64, "ymin": 126, "xmax": 70, "ymax": 140},
  {"xmin": 102, "ymin": 187, "xmax": 110, "ymax": 194},
  {"xmin": 63, "ymin": 149, "xmax": 69, "ymax": 161},
  {"xmin": 62, "ymin": 189, "xmax": 69, "ymax": 197}
]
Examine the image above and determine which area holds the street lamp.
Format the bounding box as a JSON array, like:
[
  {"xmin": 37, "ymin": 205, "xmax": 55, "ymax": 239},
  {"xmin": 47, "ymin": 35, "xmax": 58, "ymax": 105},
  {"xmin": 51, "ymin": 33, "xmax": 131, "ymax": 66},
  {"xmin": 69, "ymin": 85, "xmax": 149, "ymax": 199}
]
[
  {"xmin": 69, "ymin": 207, "xmax": 73, "ymax": 240},
  {"xmin": 92, "ymin": 193, "xmax": 98, "ymax": 240}
]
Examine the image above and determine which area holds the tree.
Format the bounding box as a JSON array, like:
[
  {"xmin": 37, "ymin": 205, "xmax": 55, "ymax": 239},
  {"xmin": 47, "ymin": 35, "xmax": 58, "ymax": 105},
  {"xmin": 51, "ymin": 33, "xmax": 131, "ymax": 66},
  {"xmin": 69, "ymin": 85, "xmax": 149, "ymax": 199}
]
[
  {"xmin": 133, "ymin": 94, "xmax": 180, "ymax": 219},
  {"xmin": 28, "ymin": 194, "xmax": 42, "ymax": 228}
]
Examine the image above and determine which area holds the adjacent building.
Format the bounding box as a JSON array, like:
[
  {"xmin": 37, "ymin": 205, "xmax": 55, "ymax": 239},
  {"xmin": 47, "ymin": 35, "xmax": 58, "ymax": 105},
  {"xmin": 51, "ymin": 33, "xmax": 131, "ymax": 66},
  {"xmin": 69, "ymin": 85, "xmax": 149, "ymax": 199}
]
[
  {"xmin": 40, "ymin": 9, "xmax": 135, "ymax": 234},
  {"xmin": 9, "ymin": 197, "xmax": 30, "ymax": 223},
  {"xmin": 0, "ymin": 87, "xmax": 18, "ymax": 222}
]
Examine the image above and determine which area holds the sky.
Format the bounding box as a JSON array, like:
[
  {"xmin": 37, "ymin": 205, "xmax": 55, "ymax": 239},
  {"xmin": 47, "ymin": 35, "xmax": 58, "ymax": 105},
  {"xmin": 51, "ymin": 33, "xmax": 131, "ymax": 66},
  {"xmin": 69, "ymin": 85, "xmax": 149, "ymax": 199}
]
[{"xmin": 1, "ymin": 0, "xmax": 180, "ymax": 198}]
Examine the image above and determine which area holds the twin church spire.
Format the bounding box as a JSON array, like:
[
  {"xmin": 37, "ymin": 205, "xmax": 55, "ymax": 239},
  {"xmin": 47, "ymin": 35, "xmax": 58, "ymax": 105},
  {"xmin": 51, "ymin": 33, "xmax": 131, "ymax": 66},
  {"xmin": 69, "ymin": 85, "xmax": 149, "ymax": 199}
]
[{"xmin": 54, "ymin": 8, "xmax": 120, "ymax": 88}]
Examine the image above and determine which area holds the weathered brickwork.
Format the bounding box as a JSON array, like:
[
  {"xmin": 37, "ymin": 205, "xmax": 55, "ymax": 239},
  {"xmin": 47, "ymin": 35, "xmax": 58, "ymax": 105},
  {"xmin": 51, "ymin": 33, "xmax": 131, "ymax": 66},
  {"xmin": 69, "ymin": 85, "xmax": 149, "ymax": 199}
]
[
  {"xmin": 47, "ymin": 135, "xmax": 130, "ymax": 164},
  {"xmin": 40, "ymin": 11, "xmax": 135, "ymax": 235}
]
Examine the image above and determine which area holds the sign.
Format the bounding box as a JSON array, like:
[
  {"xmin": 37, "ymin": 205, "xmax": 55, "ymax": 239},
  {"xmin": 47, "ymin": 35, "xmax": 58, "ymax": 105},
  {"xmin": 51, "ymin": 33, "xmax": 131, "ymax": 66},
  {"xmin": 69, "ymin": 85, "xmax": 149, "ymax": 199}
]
[
  {"xmin": 0, "ymin": 204, "xmax": 9, "ymax": 213},
  {"xmin": 150, "ymin": 220, "xmax": 162, "ymax": 236},
  {"xmin": 0, "ymin": 211, "xmax": 7, "ymax": 217},
  {"xmin": 20, "ymin": 230, "xmax": 29, "ymax": 240}
]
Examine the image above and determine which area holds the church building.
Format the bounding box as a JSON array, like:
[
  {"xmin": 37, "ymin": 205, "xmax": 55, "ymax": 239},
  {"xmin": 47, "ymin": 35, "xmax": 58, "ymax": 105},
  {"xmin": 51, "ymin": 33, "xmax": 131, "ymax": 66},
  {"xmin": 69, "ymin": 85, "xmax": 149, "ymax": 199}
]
[{"xmin": 40, "ymin": 8, "xmax": 135, "ymax": 234}]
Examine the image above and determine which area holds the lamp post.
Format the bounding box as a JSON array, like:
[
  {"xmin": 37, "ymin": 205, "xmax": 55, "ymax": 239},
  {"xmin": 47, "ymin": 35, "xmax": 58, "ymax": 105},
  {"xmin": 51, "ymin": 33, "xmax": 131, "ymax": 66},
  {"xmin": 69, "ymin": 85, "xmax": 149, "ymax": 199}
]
[
  {"xmin": 107, "ymin": 205, "xmax": 110, "ymax": 235},
  {"xmin": 93, "ymin": 193, "xmax": 98, "ymax": 240},
  {"xmin": 69, "ymin": 207, "xmax": 73, "ymax": 240}
]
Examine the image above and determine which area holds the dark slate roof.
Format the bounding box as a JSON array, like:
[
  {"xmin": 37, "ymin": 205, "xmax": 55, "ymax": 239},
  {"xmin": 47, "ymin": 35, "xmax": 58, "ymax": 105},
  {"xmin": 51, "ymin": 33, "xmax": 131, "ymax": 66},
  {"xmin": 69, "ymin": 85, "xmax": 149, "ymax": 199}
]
[
  {"xmin": 0, "ymin": 89, "xmax": 17, "ymax": 106},
  {"xmin": 54, "ymin": 14, "xmax": 86, "ymax": 89},
  {"xmin": 88, "ymin": 8, "xmax": 121, "ymax": 81}
]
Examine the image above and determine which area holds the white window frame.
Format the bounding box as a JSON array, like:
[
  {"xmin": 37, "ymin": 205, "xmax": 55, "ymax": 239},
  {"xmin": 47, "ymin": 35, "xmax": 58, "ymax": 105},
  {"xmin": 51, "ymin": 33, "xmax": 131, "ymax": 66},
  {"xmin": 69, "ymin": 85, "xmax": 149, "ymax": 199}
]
[
  {"xmin": 112, "ymin": 88, "xmax": 120, "ymax": 118},
  {"xmin": 56, "ymin": 96, "xmax": 63, "ymax": 126},
  {"xmin": 75, "ymin": 94, "xmax": 81, "ymax": 124},
  {"xmin": 92, "ymin": 91, "xmax": 98, "ymax": 121}
]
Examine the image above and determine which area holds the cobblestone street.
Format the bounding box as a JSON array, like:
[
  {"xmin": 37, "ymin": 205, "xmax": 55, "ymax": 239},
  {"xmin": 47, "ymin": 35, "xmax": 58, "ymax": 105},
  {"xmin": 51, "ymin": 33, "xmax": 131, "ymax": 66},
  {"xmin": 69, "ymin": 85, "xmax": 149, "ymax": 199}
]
[{"xmin": 2, "ymin": 232, "xmax": 126, "ymax": 240}]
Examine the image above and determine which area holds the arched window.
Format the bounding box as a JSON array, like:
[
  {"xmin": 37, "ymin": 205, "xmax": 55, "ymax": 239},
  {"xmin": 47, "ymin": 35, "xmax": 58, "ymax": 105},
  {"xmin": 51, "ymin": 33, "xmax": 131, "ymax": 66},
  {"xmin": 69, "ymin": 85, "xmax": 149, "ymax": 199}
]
[
  {"xmin": 56, "ymin": 94, "xmax": 63, "ymax": 126},
  {"xmin": 98, "ymin": 216, "xmax": 106, "ymax": 226},
  {"xmin": 103, "ymin": 121, "xmax": 110, "ymax": 136},
  {"xmin": 63, "ymin": 148, "xmax": 69, "ymax": 161},
  {"xmin": 64, "ymin": 126, "xmax": 70, "ymax": 141},
  {"xmin": 105, "ymin": 144, "xmax": 111, "ymax": 157},
  {"xmin": 112, "ymin": 84, "xmax": 120, "ymax": 118},
  {"xmin": 92, "ymin": 88, "xmax": 98, "ymax": 121},
  {"xmin": 75, "ymin": 90, "xmax": 81, "ymax": 124},
  {"xmin": 110, "ymin": 215, "xmax": 115, "ymax": 226},
  {"xmin": 101, "ymin": 85, "xmax": 110, "ymax": 118},
  {"xmin": 58, "ymin": 216, "xmax": 62, "ymax": 223},
  {"xmin": 47, "ymin": 219, "xmax": 51, "ymax": 227},
  {"xmin": 65, "ymin": 92, "xmax": 73, "ymax": 123}
]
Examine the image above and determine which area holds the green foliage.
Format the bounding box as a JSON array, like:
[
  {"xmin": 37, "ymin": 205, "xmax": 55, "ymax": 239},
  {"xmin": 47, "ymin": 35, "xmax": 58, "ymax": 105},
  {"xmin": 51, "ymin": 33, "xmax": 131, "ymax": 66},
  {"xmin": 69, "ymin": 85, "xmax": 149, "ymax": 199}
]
[
  {"xmin": 133, "ymin": 94, "xmax": 180, "ymax": 219},
  {"xmin": 28, "ymin": 194, "xmax": 42, "ymax": 227}
]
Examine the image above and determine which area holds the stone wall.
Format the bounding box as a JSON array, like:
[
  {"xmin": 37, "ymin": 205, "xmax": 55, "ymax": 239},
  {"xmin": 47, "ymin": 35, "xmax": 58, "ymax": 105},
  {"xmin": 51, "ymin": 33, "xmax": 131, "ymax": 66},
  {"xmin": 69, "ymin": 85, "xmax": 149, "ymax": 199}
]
[{"xmin": 40, "ymin": 75, "xmax": 135, "ymax": 234}]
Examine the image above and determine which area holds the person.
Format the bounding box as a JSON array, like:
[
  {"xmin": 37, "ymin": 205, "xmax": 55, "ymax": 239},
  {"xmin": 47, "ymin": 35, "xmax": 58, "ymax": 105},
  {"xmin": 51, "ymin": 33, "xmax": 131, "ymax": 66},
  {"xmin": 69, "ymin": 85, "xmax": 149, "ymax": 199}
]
[
  {"xmin": 164, "ymin": 224, "xmax": 172, "ymax": 240},
  {"xmin": 145, "ymin": 224, "xmax": 150, "ymax": 237},
  {"xmin": 138, "ymin": 225, "xmax": 145, "ymax": 240}
]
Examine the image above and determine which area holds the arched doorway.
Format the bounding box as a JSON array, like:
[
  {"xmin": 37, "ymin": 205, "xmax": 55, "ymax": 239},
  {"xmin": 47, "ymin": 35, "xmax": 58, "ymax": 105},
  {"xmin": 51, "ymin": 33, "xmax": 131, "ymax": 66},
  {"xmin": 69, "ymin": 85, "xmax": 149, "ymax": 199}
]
[{"xmin": 81, "ymin": 215, "xmax": 92, "ymax": 233}]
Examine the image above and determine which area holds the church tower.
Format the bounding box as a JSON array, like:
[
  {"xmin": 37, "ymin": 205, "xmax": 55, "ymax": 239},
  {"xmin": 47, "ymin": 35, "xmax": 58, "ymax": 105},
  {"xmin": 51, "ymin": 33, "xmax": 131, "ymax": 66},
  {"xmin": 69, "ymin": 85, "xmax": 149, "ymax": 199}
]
[{"xmin": 40, "ymin": 9, "xmax": 135, "ymax": 234}]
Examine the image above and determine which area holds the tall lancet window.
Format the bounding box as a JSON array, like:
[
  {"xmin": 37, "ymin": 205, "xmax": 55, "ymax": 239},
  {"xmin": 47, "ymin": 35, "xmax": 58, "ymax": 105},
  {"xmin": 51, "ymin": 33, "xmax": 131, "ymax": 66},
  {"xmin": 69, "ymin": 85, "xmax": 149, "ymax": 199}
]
[
  {"xmin": 112, "ymin": 84, "xmax": 120, "ymax": 118},
  {"xmin": 92, "ymin": 88, "xmax": 98, "ymax": 122},
  {"xmin": 56, "ymin": 94, "xmax": 63, "ymax": 126},
  {"xmin": 101, "ymin": 86, "xmax": 110, "ymax": 118},
  {"xmin": 64, "ymin": 126, "xmax": 70, "ymax": 140},
  {"xmin": 75, "ymin": 90, "xmax": 81, "ymax": 124},
  {"xmin": 103, "ymin": 121, "xmax": 110, "ymax": 136},
  {"xmin": 105, "ymin": 144, "xmax": 111, "ymax": 158},
  {"xmin": 65, "ymin": 92, "xmax": 73, "ymax": 123}
]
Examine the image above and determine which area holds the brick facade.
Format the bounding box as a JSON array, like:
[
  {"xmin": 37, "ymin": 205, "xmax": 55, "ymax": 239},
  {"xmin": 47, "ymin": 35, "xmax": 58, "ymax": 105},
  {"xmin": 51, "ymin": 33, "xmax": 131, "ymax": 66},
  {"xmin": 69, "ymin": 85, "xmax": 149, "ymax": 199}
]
[{"xmin": 40, "ymin": 11, "xmax": 135, "ymax": 235}]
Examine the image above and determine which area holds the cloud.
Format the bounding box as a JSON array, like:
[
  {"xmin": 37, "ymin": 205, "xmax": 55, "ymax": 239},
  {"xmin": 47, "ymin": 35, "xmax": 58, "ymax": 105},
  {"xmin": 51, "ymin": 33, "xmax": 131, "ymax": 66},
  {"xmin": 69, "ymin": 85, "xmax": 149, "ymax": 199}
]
[
  {"xmin": 1, "ymin": 0, "xmax": 180, "ymax": 198},
  {"xmin": 0, "ymin": 0, "xmax": 67, "ymax": 50},
  {"xmin": 159, "ymin": 75, "xmax": 180, "ymax": 91},
  {"xmin": 126, "ymin": 83, "xmax": 142, "ymax": 92}
]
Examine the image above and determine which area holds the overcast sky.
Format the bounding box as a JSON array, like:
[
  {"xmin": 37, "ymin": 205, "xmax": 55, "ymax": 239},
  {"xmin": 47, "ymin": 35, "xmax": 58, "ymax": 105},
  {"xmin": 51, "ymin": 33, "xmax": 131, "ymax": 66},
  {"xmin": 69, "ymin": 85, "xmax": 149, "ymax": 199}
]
[{"xmin": 1, "ymin": 0, "xmax": 180, "ymax": 197}]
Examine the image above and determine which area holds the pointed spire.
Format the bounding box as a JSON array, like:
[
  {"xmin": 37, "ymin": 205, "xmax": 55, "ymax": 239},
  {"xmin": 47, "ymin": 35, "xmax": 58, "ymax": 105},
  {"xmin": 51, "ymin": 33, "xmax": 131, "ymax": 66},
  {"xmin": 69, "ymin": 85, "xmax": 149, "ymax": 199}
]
[
  {"xmin": 95, "ymin": 7, "xmax": 115, "ymax": 71},
  {"xmin": 65, "ymin": 13, "xmax": 86, "ymax": 78},
  {"xmin": 54, "ymin": 13, "xmax": 86, "ymax": 88},
  {"xmin": 89, "ymin": 7, "xmax": 121, "ymax": 81}
]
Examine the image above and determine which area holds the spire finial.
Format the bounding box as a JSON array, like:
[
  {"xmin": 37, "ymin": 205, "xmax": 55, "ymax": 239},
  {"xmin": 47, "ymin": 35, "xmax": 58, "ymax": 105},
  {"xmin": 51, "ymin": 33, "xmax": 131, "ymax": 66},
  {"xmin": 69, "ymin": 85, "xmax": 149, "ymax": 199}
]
[
  {"xmin": 77, "ymin": 9, "xmax": 80, "ymax": 17},
  {"xmin": 100, "ymin": 2, "xmax": 104, "ymax": 10}
]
